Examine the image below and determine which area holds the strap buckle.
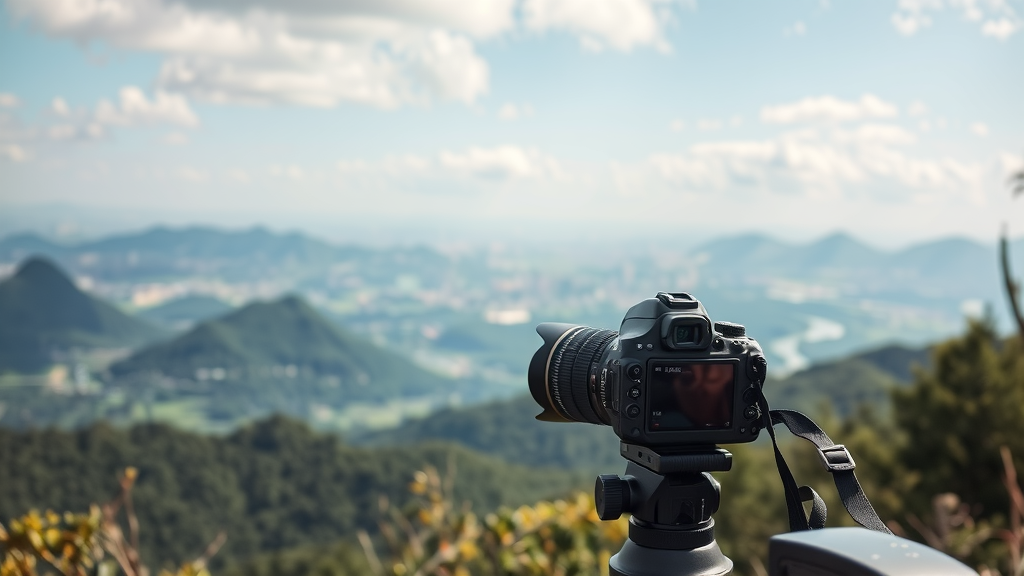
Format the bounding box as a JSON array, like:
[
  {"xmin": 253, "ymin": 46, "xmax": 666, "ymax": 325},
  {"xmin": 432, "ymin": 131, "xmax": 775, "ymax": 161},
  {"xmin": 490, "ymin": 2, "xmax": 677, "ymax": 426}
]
[{"xmin": 818, "ymin": 444, "xmax": 856, "ymax": 472}]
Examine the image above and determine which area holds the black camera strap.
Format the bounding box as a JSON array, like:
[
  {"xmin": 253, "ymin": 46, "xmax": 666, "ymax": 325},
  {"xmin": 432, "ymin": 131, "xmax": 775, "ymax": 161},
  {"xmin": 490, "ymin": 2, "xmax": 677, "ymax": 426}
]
[{"xmin": 754, "ymin": 386, "xmax": 892, "ymax": 535}]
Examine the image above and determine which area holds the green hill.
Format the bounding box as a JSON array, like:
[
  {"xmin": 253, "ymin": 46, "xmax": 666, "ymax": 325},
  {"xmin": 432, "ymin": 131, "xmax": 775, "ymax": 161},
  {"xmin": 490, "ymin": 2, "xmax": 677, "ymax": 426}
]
[
  {"xmin": 112, "ymin": 296, "xmax": 445, "ymax": 391},
  {"xmin": 765, "ymin": 342, "xmax": 930, "ymax": 416},
  {"xmin": 0, "ymin": 416, "xmax": 585, "ymax": 570},
  {"xmin": 104, "ymin": 295, "xmax": 457, "ymax": 428},
  {"xmin": 0, "ymin": 257, "xmax": 166, "ymax": 374},
  {"xmin": 355, "ymin": 394, "xmax": 622, "ymax": 471}
]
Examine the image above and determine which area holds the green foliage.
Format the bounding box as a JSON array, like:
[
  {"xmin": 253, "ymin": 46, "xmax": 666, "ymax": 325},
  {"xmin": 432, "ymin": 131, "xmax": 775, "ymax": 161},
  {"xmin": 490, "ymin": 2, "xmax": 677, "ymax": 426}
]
[
  {"xmin": 1, "ymin": 468, "xmax": 224, "ymax": 576},
  {"xmin": 356, "ymin": 395, "xmax": 621, "ymax": 472},
  {"xmin": 219, "ymin": 541, "xmax": 371, "ymax": 576},
  {"xmin": 0, "ymin": 258, "xmax": 165, "ymax": 374},
  {"xmin": 0, "ymin": 416, "xmax": 584, "ymax": 570},
  {"xmin": 766, "ymin": 357, "xmax": 902, "ymax": 418},
  {"xmin": 893, "ymin": 321, "xmax": 1024, "ymax": 517}
]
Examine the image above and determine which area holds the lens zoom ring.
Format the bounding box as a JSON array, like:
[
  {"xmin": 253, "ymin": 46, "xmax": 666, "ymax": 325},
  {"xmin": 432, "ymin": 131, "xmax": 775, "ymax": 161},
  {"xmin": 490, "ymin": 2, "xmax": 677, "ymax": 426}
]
[
  {"xmin": 549, "ymin": 327, "xmax": 587, "ymax": 421},
  {"xmin": 569, "ymin": 329, "xmax": 618, "ymax": 424}
]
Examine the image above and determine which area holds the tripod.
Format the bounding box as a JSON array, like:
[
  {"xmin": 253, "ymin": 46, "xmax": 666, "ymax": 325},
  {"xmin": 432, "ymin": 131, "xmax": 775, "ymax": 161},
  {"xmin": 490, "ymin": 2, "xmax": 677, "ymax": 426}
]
[{"xmin": 595, "ymin": 443, "xmax": 734, "ymax": 576}]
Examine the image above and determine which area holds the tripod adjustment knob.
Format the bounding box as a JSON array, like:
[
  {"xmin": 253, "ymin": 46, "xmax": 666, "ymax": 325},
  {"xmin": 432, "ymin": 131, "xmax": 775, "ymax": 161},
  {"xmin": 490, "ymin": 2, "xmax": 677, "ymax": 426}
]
[{"xmin": 596, "ymin": 474, "xmax": 630, "ymax": 520}]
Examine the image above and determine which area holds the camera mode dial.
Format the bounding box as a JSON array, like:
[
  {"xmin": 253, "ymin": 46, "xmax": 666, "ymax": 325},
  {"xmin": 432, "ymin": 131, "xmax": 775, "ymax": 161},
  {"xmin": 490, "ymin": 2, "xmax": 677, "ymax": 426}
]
[{"xmin": 714, "ymin": 321, "xmax": 746, "ymax": 338}]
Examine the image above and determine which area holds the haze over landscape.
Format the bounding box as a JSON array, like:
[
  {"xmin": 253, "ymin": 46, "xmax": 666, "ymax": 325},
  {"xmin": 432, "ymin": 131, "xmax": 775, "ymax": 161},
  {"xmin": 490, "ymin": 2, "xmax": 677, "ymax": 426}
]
[{"xmin": 2, "ymin": 1, "xmax": 1024, "ymax": 574}]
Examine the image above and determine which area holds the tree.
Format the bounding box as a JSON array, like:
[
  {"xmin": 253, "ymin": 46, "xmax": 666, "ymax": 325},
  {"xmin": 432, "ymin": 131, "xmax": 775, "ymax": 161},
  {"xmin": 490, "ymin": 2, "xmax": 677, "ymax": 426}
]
[{"xmin": 892, "ymin": 320, "xmax": 1024, "ymax": 518}]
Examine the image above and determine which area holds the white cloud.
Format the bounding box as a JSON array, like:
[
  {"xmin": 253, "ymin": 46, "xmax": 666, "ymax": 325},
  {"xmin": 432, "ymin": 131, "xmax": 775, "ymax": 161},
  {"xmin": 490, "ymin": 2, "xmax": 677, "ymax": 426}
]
[
  {"xmin": 970, "ymin": 122, "xmax": 989, "ymax": 136},
  {"xmin": 95, "ymin": 87, "xmax": 199, "ymax": 127},
  {"xmin": 174, "ymin": 0, "xmax": 518, "ymax": 39},
  {"xmin": 225, "ymin": 168, "xmax": 250, "ymax": 183},
  {"xmin": 2, "ymin": 144, "xmax": 29, "ymax": 162},
  {"xmin": 696, "ymin": 118, "xmax": 722, "ymax": 131},
  {"xmin": 498, "ymin": 102, "xmax": 534, "ymax": 121},
  {"xmin": 270, "ymin": 164, "xmax": 305, "ymax": 180},
  {"xmin": 439, "ymin": 145, "xmax": 563, "ymax": 180},
  {"xmin": 891, "ymin": 0, "xmax": 1020, "ymax": 39},
  {"xmin": 891, "ymin": 12, "xmax": 933, "ymax": 35},
  {"xmin": 647, "ymin": 121, "xmax": 988, "ymax": 197},
  {"xmin": 51, "ymin": 97, "xmax": 70, "ymax": 116},
  {"xmin": 38, "ymin": 87, "xmax": 197, "ymax": 143},
  {"xmin": 784, "ymin": 21, "xmax": 807, "ymax": 36},
  {"xmin": 908, "ymin": 100, "xmax": 929, "ymax": 116},
  {"xmin": 163, "ymin": 131, "xmax": 189, "ymax": 145},
  {"xmin": 8, "ymin": 0, "xmax": 499, "ymax": 109},
  {"xmin": 982, "ymin": 17, "xmax": 1018, "ymax": 39},
  {"xmin": 761, "ymin": 94, "xmax": 898, "ymax": 124},
  {"xmin": 0, "ymin": 93, "xmax": 21, "ymax": 108},
  {"xmin": 177, "ymin": 166, "xmax": 209, "ymax": 182},
  {"xmin": 833, "ymin": 123, "xmax": 917, "ymax": 146},
  {"xmin": 522, "ymin": 0, "xmax": 676, "ymax": 52},
  {"xmin": 48, "ymin": 122, "xmax": 104, "ymax": 141},
  {"xmin": 999, "ymin": 152, "xmax": 1024, "ymax": 181},
  {"xmin": 8, "ymin": 0, "xmax": 701, "ymax": 109}
]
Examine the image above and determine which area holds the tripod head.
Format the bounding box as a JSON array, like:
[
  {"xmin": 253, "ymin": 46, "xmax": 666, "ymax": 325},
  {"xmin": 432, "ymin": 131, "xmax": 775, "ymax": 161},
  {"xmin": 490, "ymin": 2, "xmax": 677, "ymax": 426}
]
[{"xmin": 595, "ymin": 443, "xmax": 734, "ymax": 576}]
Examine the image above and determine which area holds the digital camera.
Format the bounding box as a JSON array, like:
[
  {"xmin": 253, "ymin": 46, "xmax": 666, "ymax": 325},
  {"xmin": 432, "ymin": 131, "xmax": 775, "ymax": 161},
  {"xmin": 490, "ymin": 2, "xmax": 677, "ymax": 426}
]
[{"xmin": 527, "ymin": 292, "xmax": 768, "ymax": 447}]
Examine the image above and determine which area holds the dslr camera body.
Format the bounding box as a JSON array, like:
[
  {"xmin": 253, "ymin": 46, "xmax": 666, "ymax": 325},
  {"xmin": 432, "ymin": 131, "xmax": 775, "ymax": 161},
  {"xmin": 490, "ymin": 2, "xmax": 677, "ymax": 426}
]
[{"xmin": 528, "ymin": 291, "xmax": 767, "ymax": 448}]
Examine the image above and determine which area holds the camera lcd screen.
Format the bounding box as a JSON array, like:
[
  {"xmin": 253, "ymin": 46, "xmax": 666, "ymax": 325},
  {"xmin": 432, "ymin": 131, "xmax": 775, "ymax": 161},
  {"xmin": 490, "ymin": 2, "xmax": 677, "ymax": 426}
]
[{"xmin": 648, "ymin": 361, "xmax": 735, "ymax": 431}]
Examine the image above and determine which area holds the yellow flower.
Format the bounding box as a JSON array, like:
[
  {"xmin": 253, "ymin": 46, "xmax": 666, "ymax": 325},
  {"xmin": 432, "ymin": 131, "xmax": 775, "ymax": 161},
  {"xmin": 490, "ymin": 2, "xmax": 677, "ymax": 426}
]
[{"xmin": 458, "ymin": 539, "xmax": 479, "ymax": 561}]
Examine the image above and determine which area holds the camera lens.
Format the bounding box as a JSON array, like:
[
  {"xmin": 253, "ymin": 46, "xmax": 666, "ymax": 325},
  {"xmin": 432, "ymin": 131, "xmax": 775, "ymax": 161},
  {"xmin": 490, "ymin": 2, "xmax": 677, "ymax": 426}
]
[{"xmin": 528, "ymin": 323, "xmax": 618, "ymax": 425}]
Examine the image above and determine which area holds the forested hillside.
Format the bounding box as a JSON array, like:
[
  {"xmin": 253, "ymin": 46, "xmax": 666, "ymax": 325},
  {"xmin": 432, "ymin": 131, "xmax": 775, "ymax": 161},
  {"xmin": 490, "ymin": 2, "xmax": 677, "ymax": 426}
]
[{"xmin": 0, "ymin": 416, "xmax": 585, "ymax": 570}]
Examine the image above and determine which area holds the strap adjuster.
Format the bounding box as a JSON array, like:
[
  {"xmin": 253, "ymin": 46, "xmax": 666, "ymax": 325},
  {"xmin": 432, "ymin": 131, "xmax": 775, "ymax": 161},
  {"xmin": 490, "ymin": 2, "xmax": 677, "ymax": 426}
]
[{"xmin": 818, "ymin": 444, "xmax": 855, "ymax": 472}]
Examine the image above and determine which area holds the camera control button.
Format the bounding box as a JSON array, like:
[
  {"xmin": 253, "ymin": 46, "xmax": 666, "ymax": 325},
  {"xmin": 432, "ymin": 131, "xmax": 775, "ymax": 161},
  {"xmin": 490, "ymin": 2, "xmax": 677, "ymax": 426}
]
[
  {"xmin": 743, "ymin": 405, "xmax": 760, "ymax": 420},
  {"xmin": 626, "ymin": 364, "xmax": 643, "ymax": 382},
  {"xmin": 629, "ymin": 387, "xmax": 641, "ymax": 399},
  {"xmin": 626, "ymin": 404, "xmax": 641, "ymax": 418},
  {"xmin": 743, "ymin": 388, "xmax": 757, "ymax": 403},
  {"xmin": 712, "ymin": 337, "xmax": 725, "ymax": 350}
]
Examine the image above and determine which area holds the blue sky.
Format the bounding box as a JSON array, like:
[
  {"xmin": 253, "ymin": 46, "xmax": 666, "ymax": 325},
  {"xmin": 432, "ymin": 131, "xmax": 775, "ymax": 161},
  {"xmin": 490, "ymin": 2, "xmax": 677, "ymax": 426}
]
[{"xmin": 0, "ymin": 0, "xmax": 1021, "ymax": 248}]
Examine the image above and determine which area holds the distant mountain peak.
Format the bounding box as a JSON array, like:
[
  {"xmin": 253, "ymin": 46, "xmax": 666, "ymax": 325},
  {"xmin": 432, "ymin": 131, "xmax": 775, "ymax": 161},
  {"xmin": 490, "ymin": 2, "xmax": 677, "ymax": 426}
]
[
  {"xmin": 14, "ymin": 256, "xmax": 79, "ymax": 288},
  {"xmin": 0, "ymin": 256, "xmax": 165, "ymax": 373},
  {"xmin": 814, "ymin": 231, "xmax": 862, "ymax": 245}
]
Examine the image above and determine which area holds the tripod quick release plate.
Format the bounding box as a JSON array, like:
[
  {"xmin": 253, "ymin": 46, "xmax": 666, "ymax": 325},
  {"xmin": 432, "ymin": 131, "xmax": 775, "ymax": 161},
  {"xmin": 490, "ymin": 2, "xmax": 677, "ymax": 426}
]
[{"xmin": 620, "ymin": 443, "xmax": 733, "ymax": 474}]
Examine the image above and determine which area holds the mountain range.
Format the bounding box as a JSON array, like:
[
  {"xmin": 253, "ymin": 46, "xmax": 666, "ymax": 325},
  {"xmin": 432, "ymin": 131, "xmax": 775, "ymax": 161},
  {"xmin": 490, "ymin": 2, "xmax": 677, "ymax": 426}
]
[
  {"xmin": 692, "ymin": 232, "xmax": 1016, "ymax": 301},
  {"xmin": 0, "ymin": 258, "xmax": 461, "ymax": 431},
  {"xmin": 0, "ymin": 258, "xmax": 165, "ymax": 373},
  {"xmin": 0, "ymin": 225, "xmax": 457, "ymax": 285}
]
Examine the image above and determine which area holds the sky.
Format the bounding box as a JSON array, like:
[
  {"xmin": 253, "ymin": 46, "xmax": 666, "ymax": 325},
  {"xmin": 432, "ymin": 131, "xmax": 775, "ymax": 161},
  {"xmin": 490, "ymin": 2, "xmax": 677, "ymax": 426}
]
[{"xmin": 0, "ymin": 0, "xmax": 1022, "ymax": 249}]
